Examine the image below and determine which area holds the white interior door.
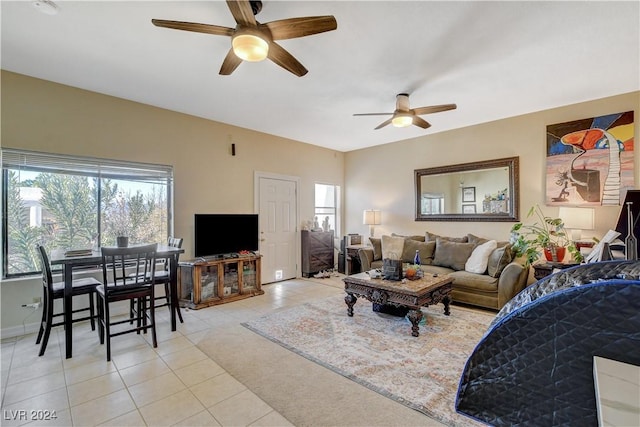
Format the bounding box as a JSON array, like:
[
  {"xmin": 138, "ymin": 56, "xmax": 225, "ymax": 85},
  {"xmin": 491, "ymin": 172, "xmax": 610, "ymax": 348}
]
[{"xmin": 257, "ymin": 174, "xmax": 298, "ymax": 284}]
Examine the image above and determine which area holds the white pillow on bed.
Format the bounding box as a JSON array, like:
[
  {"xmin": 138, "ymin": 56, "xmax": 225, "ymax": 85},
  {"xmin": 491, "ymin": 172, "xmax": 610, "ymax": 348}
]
[{"xmin": 465, "ymin": 240, "xmax": 498, "ymax": 274}]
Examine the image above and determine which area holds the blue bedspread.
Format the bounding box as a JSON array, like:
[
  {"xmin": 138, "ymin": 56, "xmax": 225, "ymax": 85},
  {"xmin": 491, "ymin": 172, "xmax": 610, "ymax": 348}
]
[{"xmin": 455, "ymin": 260, "xmax": 640, "ymax": 426}]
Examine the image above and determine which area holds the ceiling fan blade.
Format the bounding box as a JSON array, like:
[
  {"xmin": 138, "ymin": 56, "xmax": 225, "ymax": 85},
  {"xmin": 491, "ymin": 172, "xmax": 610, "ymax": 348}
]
[
  {"xmin": 265, "ymin": 16, "xmax": 337, "ymax": 40},
  {"xmin": 226, "ymin": 0, "xmax": 257, "ymax": 27},
  {"xmin": 219, "ymin": 49, "xmax": 243, "ymax": 75},
  {"xmin": 151, "ymin": 19, "xmax": 235, "ymax": 37},
  {"xmin": 374, "ymin": 118, "xmax": 393, "ymax": 130},
  {"xmin": 412, "ymin": 104, "xmax": 457, "ymax": 115},
  {"xmin": 413, "ymin": 116, "xmax": 432, "ymax": 129},
  {"xmin": 267, "ymin": 42, "xmax": 308, "ymax": 77},
  {"xmin": 353, "ymin": 113, "xmax": 393, "ymax": 117}
]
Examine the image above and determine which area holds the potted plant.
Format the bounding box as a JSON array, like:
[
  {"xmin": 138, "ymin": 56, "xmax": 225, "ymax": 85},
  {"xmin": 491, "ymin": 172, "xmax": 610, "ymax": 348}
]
[{"xmin": 511, "ymin": 205, "xmax": 582, "ymax": 265}]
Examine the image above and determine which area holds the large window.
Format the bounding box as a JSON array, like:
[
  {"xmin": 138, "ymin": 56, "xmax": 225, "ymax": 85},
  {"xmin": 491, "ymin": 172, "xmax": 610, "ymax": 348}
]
[
  {"xmin": 314, "ymin": 183, "xmax": 340, "ymax": 236},
  {"xmin": 2, "ymin": 149, "xmax": 173, "ymax": 278}
]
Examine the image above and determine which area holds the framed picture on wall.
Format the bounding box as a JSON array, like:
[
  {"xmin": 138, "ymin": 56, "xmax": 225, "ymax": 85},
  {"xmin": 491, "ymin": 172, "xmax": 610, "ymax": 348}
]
[
  {"xmin": 462, "ymin": 187, "xmax": 476, "ymax": 203},
  {"xmin": 462, "ymin": 204, "xmax": 476, "ymax": 214}
]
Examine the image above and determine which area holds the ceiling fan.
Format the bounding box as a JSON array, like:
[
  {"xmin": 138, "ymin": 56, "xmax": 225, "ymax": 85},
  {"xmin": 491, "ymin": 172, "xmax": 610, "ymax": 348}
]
[
  {"xmin": 152, "ymin": 0, "xmax": 337, "ymax": 77},
  {"xmin": 354, "ymin": 94, "xmax": 457, "ymax": 130}
]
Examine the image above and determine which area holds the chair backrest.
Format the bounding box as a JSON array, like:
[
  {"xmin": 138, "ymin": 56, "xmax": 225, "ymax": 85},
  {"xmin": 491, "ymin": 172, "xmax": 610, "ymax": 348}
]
[
  {"xmin": 167, "ymin": 237, "xmax": 183, "ymax": 249},
  {"xmin": 35, "ymin": 244, "xmax": 54, "ymax": 293},
  {"xmin": 158, "ymin": 237, "xmax": 183, "ymax": 271},
  {"xmin": 101, "ymin": 243, "xmax": 158, "ymax": 291}
]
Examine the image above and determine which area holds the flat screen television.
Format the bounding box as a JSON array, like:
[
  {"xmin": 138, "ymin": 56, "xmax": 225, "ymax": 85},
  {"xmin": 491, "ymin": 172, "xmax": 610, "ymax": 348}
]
[{"xmin": 194, "ymin": 214, "xmax": 259, "ymax": 257}]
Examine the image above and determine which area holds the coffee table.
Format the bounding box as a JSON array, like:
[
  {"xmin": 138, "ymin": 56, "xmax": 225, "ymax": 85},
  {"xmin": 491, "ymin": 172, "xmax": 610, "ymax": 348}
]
[{"xmin": 343, "ymin": 272, "xmax": 453, "ymax": 337}]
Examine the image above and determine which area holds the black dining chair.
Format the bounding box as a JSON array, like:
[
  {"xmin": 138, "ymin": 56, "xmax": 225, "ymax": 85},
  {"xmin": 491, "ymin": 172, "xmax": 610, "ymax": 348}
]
[
  {"xmin": 97, "ymin": 243, "xmax": 158, "ymax": 361},
  {"xmin": 129, "ymin": 237, "xmax": 184, "ymax": 324},
  {"xmin": 153, "ymin": 237, "xmax": 184, "ymax": 322},
  {"xmin": 35, "ymin": 244, "xmax": 101, "ymax": 357}
]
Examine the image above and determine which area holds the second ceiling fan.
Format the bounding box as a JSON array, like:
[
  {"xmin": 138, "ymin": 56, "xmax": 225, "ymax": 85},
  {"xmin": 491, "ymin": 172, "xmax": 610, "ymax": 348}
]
[
  {"xmin": 354, "ymin": 94, "xmax": 457, "ymax": 130},
  {"xmin": 152, "ymin": 0, "xmax": 337, "ymax": 77}
]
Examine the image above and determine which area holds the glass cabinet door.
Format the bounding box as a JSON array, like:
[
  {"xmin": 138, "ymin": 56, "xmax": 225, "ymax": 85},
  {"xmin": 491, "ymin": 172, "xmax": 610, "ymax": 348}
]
[
  {"xmin": 242, "ymin": 260, "xmax": 257, "ymax": 291},
  {"xmin": 200, "ymin": 264, "xmax": 219, "ymax": 301},
  {"xmin": 223, "ymin": 263, "xmax": 239, "ymax": 296}
]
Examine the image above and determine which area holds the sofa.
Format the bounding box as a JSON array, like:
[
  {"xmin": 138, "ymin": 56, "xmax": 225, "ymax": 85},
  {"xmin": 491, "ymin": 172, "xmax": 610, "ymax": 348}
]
[
  {"xmin": 357, "ymin": 232, "xmax": 529, "ymax": 310},
  {"xmin": 455, "ymin": 260, "xmax": 640, "ymax": 426}
]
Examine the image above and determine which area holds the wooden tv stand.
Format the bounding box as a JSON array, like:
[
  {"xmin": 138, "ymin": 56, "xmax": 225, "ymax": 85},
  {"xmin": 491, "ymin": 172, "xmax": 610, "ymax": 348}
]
[{"xmin": 178, "ymin": 254, "xmax": 263, "ymax": 309}]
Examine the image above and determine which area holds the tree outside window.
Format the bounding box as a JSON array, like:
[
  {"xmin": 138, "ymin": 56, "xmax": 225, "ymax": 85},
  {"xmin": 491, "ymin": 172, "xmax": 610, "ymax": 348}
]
[{"xmin": 3, "ymin": 150, "xmax": 172, "ymax": 278}]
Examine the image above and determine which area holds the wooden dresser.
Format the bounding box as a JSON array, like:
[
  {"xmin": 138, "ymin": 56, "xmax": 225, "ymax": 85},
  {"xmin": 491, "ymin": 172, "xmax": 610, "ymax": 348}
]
[{"xmin": 301, "ymin": 230, "xmax": 334, "ymax": 277}]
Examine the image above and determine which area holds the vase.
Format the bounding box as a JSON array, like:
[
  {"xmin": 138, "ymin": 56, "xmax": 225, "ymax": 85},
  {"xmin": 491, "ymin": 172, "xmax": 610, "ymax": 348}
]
[
  {"xmin": 116, "ymin": 236, "xmax": 129, "ymax": 248},
  {"xmin": 544, "ymin": 246, "xmax": 566, "ymax": 262}
]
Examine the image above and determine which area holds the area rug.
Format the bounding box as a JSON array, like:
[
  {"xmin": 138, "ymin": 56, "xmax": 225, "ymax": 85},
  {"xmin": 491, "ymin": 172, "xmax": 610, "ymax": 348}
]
[{"xmin": 242, "ymin": 294, "xmax": 493, "ymax": 427}]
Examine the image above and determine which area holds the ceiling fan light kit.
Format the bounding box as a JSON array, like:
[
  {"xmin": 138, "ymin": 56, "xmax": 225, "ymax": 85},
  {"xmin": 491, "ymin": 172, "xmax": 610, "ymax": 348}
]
[
  {"xmin": 354, "ymin": 93, "xmax": 457, "ymax": 131},
  {"xmin": 392, "ymin": 114, "xmax": 413, "ymax": 128},
  {"xmin": 232, "ymin": 33, "xmax": 269, "ymax": 62},
  {"xmin": 152, "ymin": 0, "xmax": 337, "ymax": 77}
]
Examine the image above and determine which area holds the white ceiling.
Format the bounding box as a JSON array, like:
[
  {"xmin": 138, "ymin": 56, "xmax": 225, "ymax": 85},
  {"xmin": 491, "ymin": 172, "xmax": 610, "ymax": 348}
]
[{"xmin": 2, "ymin": 1, "xmax": 639, "ymax": 152}]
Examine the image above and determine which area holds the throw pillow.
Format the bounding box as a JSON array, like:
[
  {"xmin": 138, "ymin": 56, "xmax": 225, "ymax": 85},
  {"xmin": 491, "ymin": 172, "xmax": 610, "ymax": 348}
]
[
  {"xmin": 432, "ymin": 238, "xmax": 476, "ymax": 271},
  {"xmin": 465, "ymin": 240, "xmax": 498, "ymax": 274},
  {"xmin": 392, "ymin": 233, "xmax": 426, "ymax": 242},
  {"xmin": 487, "ymin": 244, "xmax": 514, "ymax": 277},
  {"xmin": 426, "ymin": 231, "xmax": 469, "ymax": 243},
  {"xmin": 369, "ymin": 237, "xmax": 382, "ymax": 261},
  {"xmin": 381, "ymin": 235, "xmax": 405, "ymax": 260},
  {"xmin": 401, "ymin": 239, "xmax": 436, "ymax": 264},
  {"xmin": 467, "ymin": 233, "xmax": 489, "ymax": 247}
]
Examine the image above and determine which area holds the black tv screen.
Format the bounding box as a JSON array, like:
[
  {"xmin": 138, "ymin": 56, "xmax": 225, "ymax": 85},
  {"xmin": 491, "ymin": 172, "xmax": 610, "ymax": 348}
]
[{"xmin": 194, "ymin": 214, "xmax": 259, "ymax": 257}]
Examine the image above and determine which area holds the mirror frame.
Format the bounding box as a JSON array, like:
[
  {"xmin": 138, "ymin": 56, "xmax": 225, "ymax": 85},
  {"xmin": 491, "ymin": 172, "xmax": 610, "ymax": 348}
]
[{"xmin": 415, "ymin": 156, "xmax": 520, "ymax": 222}]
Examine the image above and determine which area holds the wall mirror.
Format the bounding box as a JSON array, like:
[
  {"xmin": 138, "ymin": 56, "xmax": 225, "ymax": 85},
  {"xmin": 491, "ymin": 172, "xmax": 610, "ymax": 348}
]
[{"xmin": 415, "ymin": 157, "xmax": 519, "ymax": 222}]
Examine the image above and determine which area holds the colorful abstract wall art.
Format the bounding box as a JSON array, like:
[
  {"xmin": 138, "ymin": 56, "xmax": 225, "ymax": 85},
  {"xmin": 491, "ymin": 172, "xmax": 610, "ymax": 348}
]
[{"xmin": 546, "ymin": 111, "xmax": 634, "ymax": 206}]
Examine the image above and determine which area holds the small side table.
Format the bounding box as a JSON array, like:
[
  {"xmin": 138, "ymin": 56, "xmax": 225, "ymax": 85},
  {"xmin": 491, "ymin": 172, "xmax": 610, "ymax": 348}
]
[{"xmin": 532, "ymin": 261, "xmax": 580, "ymax": 281}]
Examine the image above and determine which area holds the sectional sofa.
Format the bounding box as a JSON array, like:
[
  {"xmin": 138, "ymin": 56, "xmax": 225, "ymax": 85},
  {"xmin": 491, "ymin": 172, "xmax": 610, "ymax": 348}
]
[{"xmin": 357, "ymin": 233, "xmax": 529, "ymax": 310}]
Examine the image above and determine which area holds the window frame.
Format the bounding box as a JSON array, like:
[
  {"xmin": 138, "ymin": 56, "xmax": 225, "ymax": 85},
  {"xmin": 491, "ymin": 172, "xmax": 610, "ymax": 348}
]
[
  {"xmin": 2, "ymin": 148, "xmax": 174, "ymax": 278},
  {"xmin": 314, "ymin": 182, "xmax": 341, "ymax": 236}
]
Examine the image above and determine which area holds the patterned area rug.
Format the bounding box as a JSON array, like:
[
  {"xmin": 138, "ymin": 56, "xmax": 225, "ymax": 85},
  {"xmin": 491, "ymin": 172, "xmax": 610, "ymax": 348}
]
[{"xmin": 243, "ymin": 294, "xmax": 493, "ymax": 426}]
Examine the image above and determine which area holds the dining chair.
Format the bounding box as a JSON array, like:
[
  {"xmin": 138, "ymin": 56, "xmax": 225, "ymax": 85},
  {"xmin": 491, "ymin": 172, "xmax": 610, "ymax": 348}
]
[
  {"xmin": 154, "ymin": 237, "xmax": 184, "ymax": 322},
  {"xmin": 128, "ymin": 237, "xmax": 184, "ymax": 324},
  {"xmin": 97, "ymin": 243, "xmax": 157, "ymax": 361},
  {"xmin": 35, "ymin": 244, "xmax": 101, "ymax": 357}
]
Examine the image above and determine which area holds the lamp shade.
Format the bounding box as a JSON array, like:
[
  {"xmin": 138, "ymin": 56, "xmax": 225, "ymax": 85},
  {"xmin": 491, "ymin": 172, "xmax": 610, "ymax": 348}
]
[
  {"xmin": 559, "ymin": 207, "xmax": 595, "ymax": 230},
  {"xmin": 363, "ymin": 209, "xmax": 381, "ymax": 225}
]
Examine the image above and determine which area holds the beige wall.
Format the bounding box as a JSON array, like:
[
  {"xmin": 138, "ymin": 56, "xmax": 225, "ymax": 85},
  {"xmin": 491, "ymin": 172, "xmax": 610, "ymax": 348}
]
[
  {"xmin": 0, "ymin": 71, "xmax": 344, "ymax": 334},
  {"xmin": 344, "ymin": 92, "xmax": 640, "ymax": 242},
  {"xmin": 1, "ymin": 70, "xmax": 638, "ymax": 335}
]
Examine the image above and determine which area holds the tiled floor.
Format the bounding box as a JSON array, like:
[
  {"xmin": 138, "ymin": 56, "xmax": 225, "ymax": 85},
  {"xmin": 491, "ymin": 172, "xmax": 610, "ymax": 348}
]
[{"xmin": 1, "ymin": 277, "xmax": 342, "ymax": 426}]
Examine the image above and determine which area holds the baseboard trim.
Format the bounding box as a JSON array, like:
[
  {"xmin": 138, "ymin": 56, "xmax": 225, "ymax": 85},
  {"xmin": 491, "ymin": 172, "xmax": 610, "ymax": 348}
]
[{"xmin": 1, "ymin": 321, "xmax": 40, "ymax": 340}]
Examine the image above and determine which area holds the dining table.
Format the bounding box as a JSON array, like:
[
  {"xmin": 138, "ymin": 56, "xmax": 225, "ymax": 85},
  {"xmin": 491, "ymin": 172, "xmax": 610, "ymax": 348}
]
[{"xmin": 50, "ymin": 244, "xmax": 185, "ymax": 359}]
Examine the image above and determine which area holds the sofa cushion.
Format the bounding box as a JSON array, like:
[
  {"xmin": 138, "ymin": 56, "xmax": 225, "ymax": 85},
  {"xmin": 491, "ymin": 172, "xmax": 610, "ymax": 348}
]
[
  {"xmin": 450, "ymin": 270, "xmax": 499, "ymax": 292},
  {"xmin": 370, "ymin": 260, "xmax": 383, "ymax": 269},
  {"xmin": 401, "ymin": 239, "xmax": 436, "ymax": 264},
  {"xmin": 381, "ymin": 235, "xmax": 405, "ymax": 260},
  {"xmin": 465, "ymin": 240, "xmax": 498, "ymax": 274},
  {"xmin": 392, "ymin": 233, "xmax": 426, "ymax": 242},
  {"xmin": 487, "ymin": 244, "xmax": 514, "ymax": 278},
  {"xmin": 421, "ymin": 265, "xmax": 456, "ymax": 276},
  {"xmin": 433, "ymin": 238, "xmax": 476, "ymax": 271},
  {"xmin": 369, "ymin": 237, "xmax": 382, "ymax": 261},
  {"xmin": 426, "ymin": 231, "xmax": 469, "ymax": 243}
]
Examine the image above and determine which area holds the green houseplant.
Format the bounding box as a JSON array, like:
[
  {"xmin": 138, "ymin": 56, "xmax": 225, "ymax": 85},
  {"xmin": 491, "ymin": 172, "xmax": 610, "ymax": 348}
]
[{"xmin": 511, "ymin": 205, "xmax": 582, "ymax": 266}]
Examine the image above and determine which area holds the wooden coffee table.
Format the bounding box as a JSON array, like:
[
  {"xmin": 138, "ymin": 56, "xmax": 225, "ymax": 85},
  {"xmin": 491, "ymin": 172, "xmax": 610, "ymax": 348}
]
[{"xmin": 343, "ymin": 272, "xmax": 453, "ymax": 337}]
